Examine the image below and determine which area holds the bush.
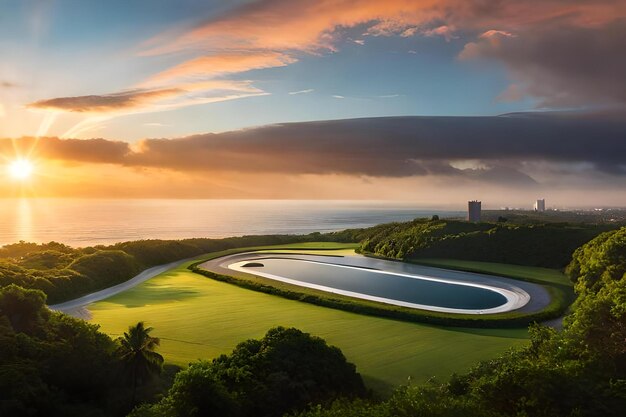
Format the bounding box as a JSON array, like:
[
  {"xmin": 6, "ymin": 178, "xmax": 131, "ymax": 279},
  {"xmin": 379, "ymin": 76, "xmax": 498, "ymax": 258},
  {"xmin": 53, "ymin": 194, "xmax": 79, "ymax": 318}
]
[
  {"xmin": 69, "ymin": 250, "xmax": 141, "ymax": 288},
  {"xmin": 19, "ymin": 250, "xmax": 74, "ymax": 270},
  {"xmin": 133, "ymin": 327, "xmax": 366, "ymax": 417}
]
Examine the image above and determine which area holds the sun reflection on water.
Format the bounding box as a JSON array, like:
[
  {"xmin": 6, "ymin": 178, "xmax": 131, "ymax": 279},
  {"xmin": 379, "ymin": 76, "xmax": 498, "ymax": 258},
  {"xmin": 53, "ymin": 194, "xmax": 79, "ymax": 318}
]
[{"xmin": 15, "ymin": 198, "xmax": 33, "ymax": 243}]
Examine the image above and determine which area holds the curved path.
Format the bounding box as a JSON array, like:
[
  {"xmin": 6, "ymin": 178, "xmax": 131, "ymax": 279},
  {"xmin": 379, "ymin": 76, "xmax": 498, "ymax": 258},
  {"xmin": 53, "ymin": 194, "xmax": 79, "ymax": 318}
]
[
  {"xmin": 200, "ymin": 252, "xmax": 552, "ymax": 314},
  {"xmin": 48, "ymin": 259, "xmax": 190, "ymax": 319}
]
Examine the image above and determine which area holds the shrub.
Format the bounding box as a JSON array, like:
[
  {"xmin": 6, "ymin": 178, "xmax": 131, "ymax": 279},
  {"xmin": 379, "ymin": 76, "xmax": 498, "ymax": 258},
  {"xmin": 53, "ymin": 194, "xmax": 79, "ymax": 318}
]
[{"xmin": 133, "ymin": 327, "xmax": 366, "ymax": 417}]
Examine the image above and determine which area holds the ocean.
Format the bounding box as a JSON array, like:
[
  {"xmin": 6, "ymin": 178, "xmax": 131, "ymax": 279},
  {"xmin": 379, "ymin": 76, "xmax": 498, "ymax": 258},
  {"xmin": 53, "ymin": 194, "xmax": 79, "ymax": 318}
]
[{"xmin": 0, "ymin": 199, "xmax": 462, "ymax": 247}]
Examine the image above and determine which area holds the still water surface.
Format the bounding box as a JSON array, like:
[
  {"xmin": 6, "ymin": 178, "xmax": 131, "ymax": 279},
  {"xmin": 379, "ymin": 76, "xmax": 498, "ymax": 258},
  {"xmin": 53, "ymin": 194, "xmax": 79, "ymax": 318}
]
[
  {"xmin": 234, "ymin": 257, "xmax": 508, "ymax": 311},
  {"xmin": 0, "ymin": 199, "xmax": 461, "ymax": 247}
]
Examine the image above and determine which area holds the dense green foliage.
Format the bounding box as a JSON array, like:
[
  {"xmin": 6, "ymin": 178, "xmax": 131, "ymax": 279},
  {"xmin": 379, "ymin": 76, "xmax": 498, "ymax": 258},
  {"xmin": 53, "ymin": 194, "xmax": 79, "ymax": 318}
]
[
  {"xmin": 0, "ymin": 234, "xmax": 354, "ymax": 304},
  {"xmin": 567, "ymin": 227, "xmax": 626, "ymax": 293},
  {"xmin": 0, "ymin": 285, "xmax": 180, "ymax": 416},
  {"xmin": 295, "ymin": 227, "xmax": 626, "ymax": 417},
  {"xmin": 358, "ymin": 219, "xmax": 614, "ymax": 268},
  {"xmin": 0, "ymin": 284, "xmax": 121, "ymax": 416},
  {"xmin": 479, "ymin": 209, "xmax": 626, "ymax": 225},
  {"xmin": 130, "ymin": 327, "xmax": 365, "ymax": 417},
  {"xmin": 3, "ymin": 225, "xmax": 625, "ymax": 416}
]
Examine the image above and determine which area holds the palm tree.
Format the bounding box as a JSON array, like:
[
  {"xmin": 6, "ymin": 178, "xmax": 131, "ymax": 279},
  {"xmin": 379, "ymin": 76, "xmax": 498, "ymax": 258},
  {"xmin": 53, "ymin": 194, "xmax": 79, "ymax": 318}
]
[{"xmin": 116, "ymin": 321, "xmax": 164, "ymax": 405}]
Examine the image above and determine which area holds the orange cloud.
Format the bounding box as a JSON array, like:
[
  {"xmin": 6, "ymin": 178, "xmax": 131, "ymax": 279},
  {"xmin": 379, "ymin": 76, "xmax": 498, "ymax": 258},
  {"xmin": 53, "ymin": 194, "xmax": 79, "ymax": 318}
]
[
  {"xmin": 141, "ymin": 0, "xmax": 441, "ymax": 55},
  {"xmin": 458, "ymin": 30, "xmax": 515, "ymax": 60},
  {"xmin": 28, "ymin": 88, "xmax": 183, "ymax": 113},
  {"xmin": 422, "ymin": 25, "xmax": 457, "ymax": 41},
  {"xmin": 141, "ymin": 0, "xmax": 625, "ymax": 57},
  {"xmin": 29, "ymin": 0, "xmax": 626, "ymax": 121},
  {"xmin": 134, "ymin": 0, "xmax": 626, "ymax": 108},
  {"xmin": 480, "ymin": 30, "xmax": 515, "ymax": 39},
  {"xmin": 144, "ymin": 51, "xmax": 297, "ymax": 87},
  {"xmin": 28, "ymin": 81, "xmax": 266, "ymax": 115},
  {"xmin": 0, "ymin": 136, "xmax": 129, "ymax": 163}
]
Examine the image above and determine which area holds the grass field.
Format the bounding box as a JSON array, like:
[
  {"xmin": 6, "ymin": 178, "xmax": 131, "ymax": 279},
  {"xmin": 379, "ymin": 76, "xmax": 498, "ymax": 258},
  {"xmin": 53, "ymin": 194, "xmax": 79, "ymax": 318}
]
[
  {"xmin": 88, "ymin": 246, "xmax": 530, "ymax": 393},
  {"xmin": 411, "ymin": 258, "xmax": 572, "ymax": 286}
]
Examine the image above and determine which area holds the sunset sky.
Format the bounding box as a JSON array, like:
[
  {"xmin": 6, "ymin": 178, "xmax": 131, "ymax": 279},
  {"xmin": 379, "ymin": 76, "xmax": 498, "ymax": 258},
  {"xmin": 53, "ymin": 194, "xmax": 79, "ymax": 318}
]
[{"xmin": 1, "ymin": 0, "xmax": 625, "ymax": 206}]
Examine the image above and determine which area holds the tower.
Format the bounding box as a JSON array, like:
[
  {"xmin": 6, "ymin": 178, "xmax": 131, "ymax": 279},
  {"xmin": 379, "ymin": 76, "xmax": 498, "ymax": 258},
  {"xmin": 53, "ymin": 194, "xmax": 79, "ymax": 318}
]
[
  {"xmin": 534, "ymin": 199, "xmax": 546, "ymax": 212},
  {"xmin": 468, "ymin": 200, "xmax": 481, "ymax": 222}
]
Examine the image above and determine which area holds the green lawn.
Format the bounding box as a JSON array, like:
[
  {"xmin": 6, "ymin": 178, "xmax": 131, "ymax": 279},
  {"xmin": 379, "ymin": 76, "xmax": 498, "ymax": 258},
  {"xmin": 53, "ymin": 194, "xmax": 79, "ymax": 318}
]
[
  {"xmin": 411, "ymin": 258, "xmax": 572, "ymax": 286},
  {"xmin": 88, "ymin": 248, "xmax": 529, "ymax": 394},
  {"xmin": 255, "ymin": 248, "xmax": 357, "ymax": 256}
]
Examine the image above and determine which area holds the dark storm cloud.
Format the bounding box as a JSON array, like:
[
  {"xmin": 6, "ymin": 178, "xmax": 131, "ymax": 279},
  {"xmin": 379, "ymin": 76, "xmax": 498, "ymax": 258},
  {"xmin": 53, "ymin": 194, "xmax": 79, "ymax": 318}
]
[
  {"xmin": 124, "ymin": 113, "xmax": 626, "ymax": 177},
  {"xmin": 4, "ymin": 113, "xmax": 625, "ymax": 181},
  {"xmin": 460, "ymin": 19, "xmax": 626, "ymax": 106}
]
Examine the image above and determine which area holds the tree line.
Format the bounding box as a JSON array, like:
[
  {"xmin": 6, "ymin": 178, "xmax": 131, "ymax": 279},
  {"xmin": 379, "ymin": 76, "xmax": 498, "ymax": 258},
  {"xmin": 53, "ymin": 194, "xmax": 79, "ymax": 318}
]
[
  {"xmin": 0, "ymin": 233, "xmax": 352, "ymax": 304},
  {"xmin": 357, "ymin": 218, "xmax": 616, "ymax": 268}
]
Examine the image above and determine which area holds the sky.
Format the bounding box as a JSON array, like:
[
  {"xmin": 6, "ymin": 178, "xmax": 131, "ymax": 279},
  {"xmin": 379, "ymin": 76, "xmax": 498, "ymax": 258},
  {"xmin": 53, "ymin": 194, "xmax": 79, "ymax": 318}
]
[{"xmin": 1, "ymin": 0, "xmax": 625, "ymax": 207}]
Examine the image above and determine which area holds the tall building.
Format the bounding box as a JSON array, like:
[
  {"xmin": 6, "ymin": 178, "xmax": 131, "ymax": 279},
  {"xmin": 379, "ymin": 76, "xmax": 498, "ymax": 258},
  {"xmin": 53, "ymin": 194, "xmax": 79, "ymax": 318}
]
[
  {"xmin": 534, "ymin": 199, "xmax": 546, "ymax": 212},
  {"xmin": 468, "ymin": 200, "xmax": 481, "ymax": 222}
]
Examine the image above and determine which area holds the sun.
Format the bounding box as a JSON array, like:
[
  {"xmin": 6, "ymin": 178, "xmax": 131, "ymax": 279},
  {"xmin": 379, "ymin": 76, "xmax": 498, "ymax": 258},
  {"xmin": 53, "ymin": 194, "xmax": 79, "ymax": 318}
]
[{"xmin": 8, "ymin": 159, "xmax": 34, "ymax": 180}]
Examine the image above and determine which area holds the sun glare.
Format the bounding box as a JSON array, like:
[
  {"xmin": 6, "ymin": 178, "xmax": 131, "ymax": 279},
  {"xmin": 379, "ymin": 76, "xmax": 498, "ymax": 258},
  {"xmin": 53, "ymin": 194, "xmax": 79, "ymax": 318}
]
[{"xmin": 8, "ymin": 159, "xmax": 34, "ymax": 180}]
